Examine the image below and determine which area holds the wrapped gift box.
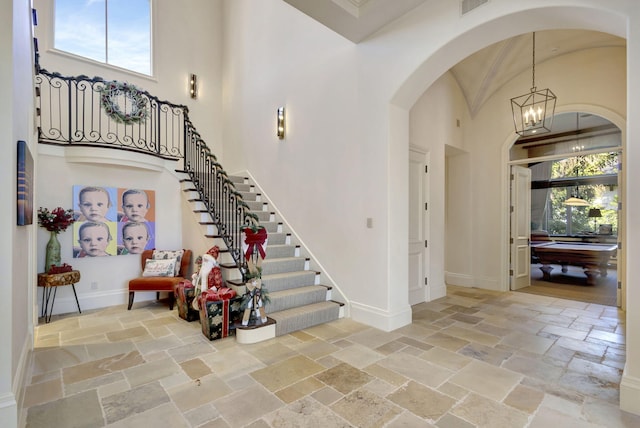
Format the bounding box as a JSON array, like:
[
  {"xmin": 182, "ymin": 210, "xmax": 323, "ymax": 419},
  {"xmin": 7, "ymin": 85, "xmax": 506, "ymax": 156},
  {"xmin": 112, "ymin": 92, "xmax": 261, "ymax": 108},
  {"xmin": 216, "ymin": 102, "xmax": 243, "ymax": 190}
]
[
  {"xmin": 198, "ymin": 293, "xmax": 243, "ymax": 340},
  {"xmin": 174, "ymin": 280, "xmax": 200, "ymax": 322}
]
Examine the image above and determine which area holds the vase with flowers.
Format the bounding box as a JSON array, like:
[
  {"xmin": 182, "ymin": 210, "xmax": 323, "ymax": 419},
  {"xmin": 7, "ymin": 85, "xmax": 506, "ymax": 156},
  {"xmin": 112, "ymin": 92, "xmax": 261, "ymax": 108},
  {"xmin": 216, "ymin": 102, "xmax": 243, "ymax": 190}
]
[{"xmin": 38, "ymin": 207, "xmax": 76, "ymax": 273}]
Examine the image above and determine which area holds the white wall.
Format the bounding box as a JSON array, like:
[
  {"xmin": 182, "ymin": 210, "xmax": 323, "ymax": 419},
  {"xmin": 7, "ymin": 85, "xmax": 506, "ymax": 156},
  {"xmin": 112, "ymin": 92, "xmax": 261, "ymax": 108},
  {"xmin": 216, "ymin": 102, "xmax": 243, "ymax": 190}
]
[
  {"xmin": 222, "ymin": 2, "xmax": 396, "ymax": 325},
  {"xmin": 409, "ymin": 72, "xmax": 469, "ymax": 296},
  {"xmin": 2, "ymin": 0, "xmax": 36, "ymax": 425},
  {"xmin": 36, "ymin": 146, "xmax": 184, "ymax": 313},
  {"xmin": 620, "ymin": 3, "xmax": 640, "ymax": 415}
]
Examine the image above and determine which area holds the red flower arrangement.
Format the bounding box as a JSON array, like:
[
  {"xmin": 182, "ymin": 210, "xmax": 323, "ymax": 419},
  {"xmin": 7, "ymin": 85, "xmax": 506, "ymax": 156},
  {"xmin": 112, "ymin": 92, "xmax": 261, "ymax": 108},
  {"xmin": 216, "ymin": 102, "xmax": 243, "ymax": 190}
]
[{"xmin": 37, "ymin": 207, "xmax": 76, "ymax": 234}]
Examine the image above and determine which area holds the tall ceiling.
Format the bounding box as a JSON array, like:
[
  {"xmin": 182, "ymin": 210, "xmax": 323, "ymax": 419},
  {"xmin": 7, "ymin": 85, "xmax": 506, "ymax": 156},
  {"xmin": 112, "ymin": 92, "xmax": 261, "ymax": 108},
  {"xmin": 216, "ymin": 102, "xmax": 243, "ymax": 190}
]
[{"xmin": 283, "ymin": 0, "xmax": 626, "ymax": 121}]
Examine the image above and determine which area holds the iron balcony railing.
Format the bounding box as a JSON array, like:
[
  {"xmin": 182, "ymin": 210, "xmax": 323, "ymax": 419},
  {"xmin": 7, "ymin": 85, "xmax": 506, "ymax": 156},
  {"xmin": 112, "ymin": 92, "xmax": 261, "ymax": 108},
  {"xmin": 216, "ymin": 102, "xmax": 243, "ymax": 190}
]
[
  {"xmin": 36, "ymin": 69, "xmax": 186, "ymax": 159},
  {"xmin": 36, "ymin": 69, "xmax": 257, "ymax": 278}
]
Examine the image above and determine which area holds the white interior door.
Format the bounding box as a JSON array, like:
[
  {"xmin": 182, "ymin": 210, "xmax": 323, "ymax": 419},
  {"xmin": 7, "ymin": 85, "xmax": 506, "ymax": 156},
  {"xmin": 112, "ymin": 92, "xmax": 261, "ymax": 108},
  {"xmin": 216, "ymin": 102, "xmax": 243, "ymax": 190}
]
[
  {"xmin": 510, "ymin": 165, "xmax": 531, "ymax": 290},
  {"xmin": 409, "ymin": 149, "xmax": 429, "ymax": 305}
]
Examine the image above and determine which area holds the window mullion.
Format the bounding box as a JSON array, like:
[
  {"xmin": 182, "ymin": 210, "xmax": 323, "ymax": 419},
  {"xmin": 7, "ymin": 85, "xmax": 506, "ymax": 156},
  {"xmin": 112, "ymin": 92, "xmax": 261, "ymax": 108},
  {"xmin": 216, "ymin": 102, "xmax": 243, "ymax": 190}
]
[{"xmin": 104, "ymin": 0, "xmax": 109, "ymax": 64}]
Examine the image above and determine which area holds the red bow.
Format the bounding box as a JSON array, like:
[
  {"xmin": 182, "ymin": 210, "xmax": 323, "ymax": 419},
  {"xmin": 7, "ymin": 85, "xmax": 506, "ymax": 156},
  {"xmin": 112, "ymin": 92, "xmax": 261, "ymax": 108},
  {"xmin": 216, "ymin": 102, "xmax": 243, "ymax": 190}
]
[
  {"xmin": 200, "ymin": 287, "xmax": 237, "ymax": 302},
  {"xmin": 244, "ymin": 227, "xmax": 267, "ymax": 260}
]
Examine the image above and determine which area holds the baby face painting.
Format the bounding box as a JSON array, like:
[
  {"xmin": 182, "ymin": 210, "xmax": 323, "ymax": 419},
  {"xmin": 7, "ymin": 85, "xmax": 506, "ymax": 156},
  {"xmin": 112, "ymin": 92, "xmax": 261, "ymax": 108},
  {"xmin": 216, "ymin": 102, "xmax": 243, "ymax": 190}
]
[
  {"xmin": 78, "ymin": 188, "xmax": 110, "ymax": 222},
  {"xmin": 78, "ymin": 222, "xmax": 111, "ymax": 257},
  {"xmin": 122, "ymin": 222, "xmax": 149, "ymax": 254},
  {"xmin": 122, "ymin": 191, "xmax": 149, "ymax": 222}
]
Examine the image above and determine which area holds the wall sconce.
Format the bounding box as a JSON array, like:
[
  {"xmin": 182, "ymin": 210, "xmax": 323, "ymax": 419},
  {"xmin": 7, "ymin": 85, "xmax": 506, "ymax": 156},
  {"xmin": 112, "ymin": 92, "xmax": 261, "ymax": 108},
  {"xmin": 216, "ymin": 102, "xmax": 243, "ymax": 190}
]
[
  {"xmin": 277, "ymin": 107, "xmax": 285, "ymax": 139},
  {"xmin": 189, "ymin": 73, "xmax": 198, "ymax": 99}
]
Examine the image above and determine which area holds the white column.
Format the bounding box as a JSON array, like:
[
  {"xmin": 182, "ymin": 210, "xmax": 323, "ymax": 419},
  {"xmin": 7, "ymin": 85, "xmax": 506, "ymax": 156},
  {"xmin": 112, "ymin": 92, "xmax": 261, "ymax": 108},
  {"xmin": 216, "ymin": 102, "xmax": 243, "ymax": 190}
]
[{"xmin": 620, "ymin": 5, "xmax": 640, "ymax": 416}]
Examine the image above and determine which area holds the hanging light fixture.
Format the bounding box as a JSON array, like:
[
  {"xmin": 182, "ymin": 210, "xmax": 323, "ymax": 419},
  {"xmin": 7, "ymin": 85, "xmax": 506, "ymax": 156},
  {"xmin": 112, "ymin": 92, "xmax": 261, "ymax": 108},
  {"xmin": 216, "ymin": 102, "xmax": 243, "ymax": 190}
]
[
  {"xmin": 511, "ymin": 32, "xmax": 557, "ymax": 137},
  {"xmin": 564, "ymin": 195, "xmax": 590, "ymax": 207},
  {"xmin": 565, "ymin": 114, "xmax": 589, "ymax": 206}
]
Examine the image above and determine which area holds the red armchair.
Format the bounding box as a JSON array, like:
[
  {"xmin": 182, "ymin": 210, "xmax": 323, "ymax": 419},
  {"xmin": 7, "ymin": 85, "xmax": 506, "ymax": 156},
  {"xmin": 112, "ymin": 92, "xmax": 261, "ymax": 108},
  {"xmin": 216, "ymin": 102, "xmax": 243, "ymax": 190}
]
[{"xmin": 128, "ymin": 249, "xmax": 192, "ymax": 310}]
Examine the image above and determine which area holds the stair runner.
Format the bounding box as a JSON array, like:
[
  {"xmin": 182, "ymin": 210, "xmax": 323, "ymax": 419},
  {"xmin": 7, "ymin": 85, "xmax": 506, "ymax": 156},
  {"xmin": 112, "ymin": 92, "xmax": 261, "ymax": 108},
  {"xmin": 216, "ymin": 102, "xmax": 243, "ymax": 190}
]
[{"xmin": 182, "ymin": 174, "xmax": 342, "ymax": 337}]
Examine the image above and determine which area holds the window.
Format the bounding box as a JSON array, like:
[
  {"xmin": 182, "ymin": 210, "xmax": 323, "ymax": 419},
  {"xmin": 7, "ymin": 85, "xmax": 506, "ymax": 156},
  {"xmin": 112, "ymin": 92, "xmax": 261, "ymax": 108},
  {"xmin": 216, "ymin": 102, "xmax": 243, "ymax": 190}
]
[
  {"xmin": 54, "ymin": 0, "xmax": 151, "ymax": 75},
  {"xmin": 531, "ymin": 152, "xmax": 619, "ymax": 236}
]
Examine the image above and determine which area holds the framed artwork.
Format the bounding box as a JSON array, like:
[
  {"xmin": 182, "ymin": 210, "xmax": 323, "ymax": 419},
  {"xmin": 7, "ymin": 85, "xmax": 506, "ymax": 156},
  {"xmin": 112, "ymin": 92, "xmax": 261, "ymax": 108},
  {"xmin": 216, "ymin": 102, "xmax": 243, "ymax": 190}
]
[
  {"xmin": 72, "ymin": 185, "xmax": 155, "ymax": 257},
  {"xmin": 17, "ymin": 140, "xmax": 34, "ymax": 225}
]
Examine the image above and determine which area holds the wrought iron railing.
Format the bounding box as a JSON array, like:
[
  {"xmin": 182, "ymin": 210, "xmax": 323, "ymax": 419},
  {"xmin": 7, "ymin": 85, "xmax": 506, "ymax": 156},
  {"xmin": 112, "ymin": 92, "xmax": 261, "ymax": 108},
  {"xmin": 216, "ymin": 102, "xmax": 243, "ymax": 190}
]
[
  {"xmin": 36, "ymin": 68, "xmax": 257, "ymax": 278},
  {"xmin": 183, "ymin": 131, "xmax": 260, "ymax": 277},
  {"xmin": 36, "ymin": 69, "xmax": 186, "ymax": 159}
]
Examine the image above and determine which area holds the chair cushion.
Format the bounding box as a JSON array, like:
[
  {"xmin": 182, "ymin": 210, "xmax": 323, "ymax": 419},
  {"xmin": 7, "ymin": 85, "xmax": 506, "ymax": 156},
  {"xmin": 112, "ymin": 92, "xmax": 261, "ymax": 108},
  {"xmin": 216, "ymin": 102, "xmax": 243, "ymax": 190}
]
[
  {"xmin": 129, "ymin": 276, "xmax": 185, "ymax": 292},
  {"xmin": 130, "ymin": 249, "xmax": 192, "ymax": 293}
]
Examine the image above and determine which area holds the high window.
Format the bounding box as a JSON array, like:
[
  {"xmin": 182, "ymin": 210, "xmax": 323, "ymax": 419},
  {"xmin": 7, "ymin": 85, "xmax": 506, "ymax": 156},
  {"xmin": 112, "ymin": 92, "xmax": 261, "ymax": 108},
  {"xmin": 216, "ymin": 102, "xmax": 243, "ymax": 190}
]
[
  {"xmin": 54, "ymin": 0, "xmax": 151, "ymax": 75},
  {"xmin": 531, "ymin": 152, "xmax": 619, "ymax": 236}
]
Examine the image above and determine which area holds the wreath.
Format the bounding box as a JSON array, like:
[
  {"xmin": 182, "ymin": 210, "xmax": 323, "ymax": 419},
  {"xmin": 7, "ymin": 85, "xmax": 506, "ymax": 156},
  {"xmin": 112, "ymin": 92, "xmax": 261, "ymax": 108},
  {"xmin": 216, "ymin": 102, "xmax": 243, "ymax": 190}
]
[{"xmin": 99, "ymin": 81, "xmax": 148, "ymax": 125}]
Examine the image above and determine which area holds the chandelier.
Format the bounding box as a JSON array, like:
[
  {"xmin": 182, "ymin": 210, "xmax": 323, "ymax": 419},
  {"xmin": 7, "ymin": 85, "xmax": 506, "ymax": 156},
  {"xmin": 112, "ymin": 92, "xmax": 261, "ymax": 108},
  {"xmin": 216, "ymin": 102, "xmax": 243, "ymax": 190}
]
[{"xmin": 511, "ymin": 32, "xmax": 557, "ymax": 137}]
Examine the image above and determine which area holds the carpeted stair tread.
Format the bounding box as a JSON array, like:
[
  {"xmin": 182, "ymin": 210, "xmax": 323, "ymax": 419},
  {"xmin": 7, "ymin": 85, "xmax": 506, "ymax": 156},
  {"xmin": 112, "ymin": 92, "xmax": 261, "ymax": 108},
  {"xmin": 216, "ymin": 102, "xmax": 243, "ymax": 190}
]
[
  {"xmin": 251, "ymin": 211, "xmax": 272, "ymax": 221},
  {"xmin": 266, "ymin": 285, "xmax": 329, "ymax": 313},
  {"xmin": 261, "ymin": 270, "xmax": 317, "ymax": 292},
  {"xmin": 264, "ymin": 244, "xmax": 296, "ymax": 258},
  {"xmin": 237, "ymin": 191, "xmax": 260, "ymax": 201},
  {"xmin": 269, "ymin": 301, "xmax": 341, "ymax": 336},
  {"xmin": 246, "ymin": 201, "xmax": 267, "ymax": 211},
  {"xmin": 261, "ymin": 257, "xmax": 306, "ymax": 275},
  {"xmin": 234, "ymin": 183, "xmax": 253, "ymax": 192},
  {"xmin": 266, "ymin": 233, "xmax": 289, "ymax": 245}
]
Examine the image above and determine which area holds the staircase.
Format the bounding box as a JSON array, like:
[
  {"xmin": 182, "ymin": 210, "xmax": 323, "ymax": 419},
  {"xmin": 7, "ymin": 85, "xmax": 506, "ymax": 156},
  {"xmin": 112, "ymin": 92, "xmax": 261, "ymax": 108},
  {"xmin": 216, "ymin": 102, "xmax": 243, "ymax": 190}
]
[
  {"xmin": 34, "ymin": 69, "xmax": 345, "ymax": 342},
  {"xmin": 180, "ymin": 173, "xmax": 344, "ymax": 343}
]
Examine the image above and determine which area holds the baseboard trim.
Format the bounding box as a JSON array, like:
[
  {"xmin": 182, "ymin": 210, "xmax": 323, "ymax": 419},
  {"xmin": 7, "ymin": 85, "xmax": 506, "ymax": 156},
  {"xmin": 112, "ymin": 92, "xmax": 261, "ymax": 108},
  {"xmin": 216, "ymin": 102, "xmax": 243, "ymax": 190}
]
[
  {"xmin": 620, "ymin": 368, "xmax": 640, "ymax": 416},
  {"xmin": 444, "ymin": 273, "xmax": 500, "ymax": 290},
  {"xmin": 350, "ymin": 301, "xmax": 412, "ymax": 332},
  {"xmin": 444, "ymin": 272, "xmax": 474, "ymax": 287},
  {"xmin": 428, "ymin": 283, "xmax": 447, "ymax": 301},
  {"xmin": 475, "ymin": 276, "xmax": 500, "ymax": 290},
  {"xmin": 0, "ymin": 392, "xmax": 17, "ymax": 428},
  {"xmin": 14, "ymin": 331, "xmax": 33, "ymax": 428},
  {"xmin": 35, "ymin": 289, "xmax": 164, "ymax": 319}
]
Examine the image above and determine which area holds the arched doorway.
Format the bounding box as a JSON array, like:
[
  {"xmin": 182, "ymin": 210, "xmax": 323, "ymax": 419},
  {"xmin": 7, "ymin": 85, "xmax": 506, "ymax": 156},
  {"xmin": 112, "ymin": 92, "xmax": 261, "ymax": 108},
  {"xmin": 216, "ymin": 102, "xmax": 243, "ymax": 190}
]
[
  {"xmin": 404, "ymin": 28, "xmax": 627, "ymax": 305},
  {"xmin": 507, "ymin": 111, "xmax": 624, "ymax": 307}
]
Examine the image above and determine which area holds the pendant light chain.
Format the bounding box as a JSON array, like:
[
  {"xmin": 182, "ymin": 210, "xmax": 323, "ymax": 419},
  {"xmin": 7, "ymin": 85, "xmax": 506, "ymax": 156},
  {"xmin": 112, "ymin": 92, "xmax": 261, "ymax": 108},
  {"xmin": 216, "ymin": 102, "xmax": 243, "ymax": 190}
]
[{"xmin": 531, "ymin": 32, "xmax": 536, "ymax": 90}]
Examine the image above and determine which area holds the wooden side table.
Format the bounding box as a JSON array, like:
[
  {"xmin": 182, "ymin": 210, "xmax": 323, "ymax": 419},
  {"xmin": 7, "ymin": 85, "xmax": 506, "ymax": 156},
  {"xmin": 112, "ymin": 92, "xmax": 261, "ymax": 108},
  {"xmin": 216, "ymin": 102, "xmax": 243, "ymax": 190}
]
[{"xmin": 37, "ymin": 270, "xmax": 82, "ymax": 323}]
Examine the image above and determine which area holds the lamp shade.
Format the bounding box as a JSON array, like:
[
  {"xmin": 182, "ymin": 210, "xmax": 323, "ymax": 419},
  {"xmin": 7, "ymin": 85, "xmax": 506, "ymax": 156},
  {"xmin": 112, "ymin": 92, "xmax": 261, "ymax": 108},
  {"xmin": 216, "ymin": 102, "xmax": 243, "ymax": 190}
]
[
  {"xmin": 588, "ymin": 208, "xmax": 602, "ymax": 218},
  {"xmin": 564, "ymin": 197, "xmax": 590, "ymax": 207}
]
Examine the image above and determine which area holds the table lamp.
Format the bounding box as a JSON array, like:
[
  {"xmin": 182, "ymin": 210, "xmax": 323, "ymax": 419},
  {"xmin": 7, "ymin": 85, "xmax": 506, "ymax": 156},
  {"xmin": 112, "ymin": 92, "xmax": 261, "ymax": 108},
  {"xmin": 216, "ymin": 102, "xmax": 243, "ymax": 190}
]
[{"xmin": 588, "ymin": 208, "xmax": 602, "ymax": 233}]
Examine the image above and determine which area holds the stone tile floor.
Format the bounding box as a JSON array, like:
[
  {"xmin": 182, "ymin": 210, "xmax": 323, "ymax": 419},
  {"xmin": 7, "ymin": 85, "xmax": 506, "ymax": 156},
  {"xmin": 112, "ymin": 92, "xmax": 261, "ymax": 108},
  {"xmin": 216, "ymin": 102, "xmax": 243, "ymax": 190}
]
[{"xmin": 21, "ymin": 286, "xmax": 640, "ymax": 427}]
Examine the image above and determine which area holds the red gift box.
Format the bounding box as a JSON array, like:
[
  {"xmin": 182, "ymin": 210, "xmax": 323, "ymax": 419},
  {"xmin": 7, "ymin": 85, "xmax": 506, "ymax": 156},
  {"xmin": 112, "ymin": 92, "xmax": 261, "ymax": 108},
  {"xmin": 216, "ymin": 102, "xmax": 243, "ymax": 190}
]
[
  {"xmin": 198, "ymin": 288, "xmax": 241, "ymax": 340},
  {"xmin": 174, "ymin": 280, "xmax": 199, "ymax": 322}
]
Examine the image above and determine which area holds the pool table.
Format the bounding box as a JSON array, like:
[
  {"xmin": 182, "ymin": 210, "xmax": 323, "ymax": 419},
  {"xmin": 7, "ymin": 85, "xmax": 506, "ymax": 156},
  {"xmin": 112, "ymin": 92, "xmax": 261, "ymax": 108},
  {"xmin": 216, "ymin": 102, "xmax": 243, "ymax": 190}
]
[{"xmin": 532, "ymin": 242, "xmax": 618, "ymax": 285}]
